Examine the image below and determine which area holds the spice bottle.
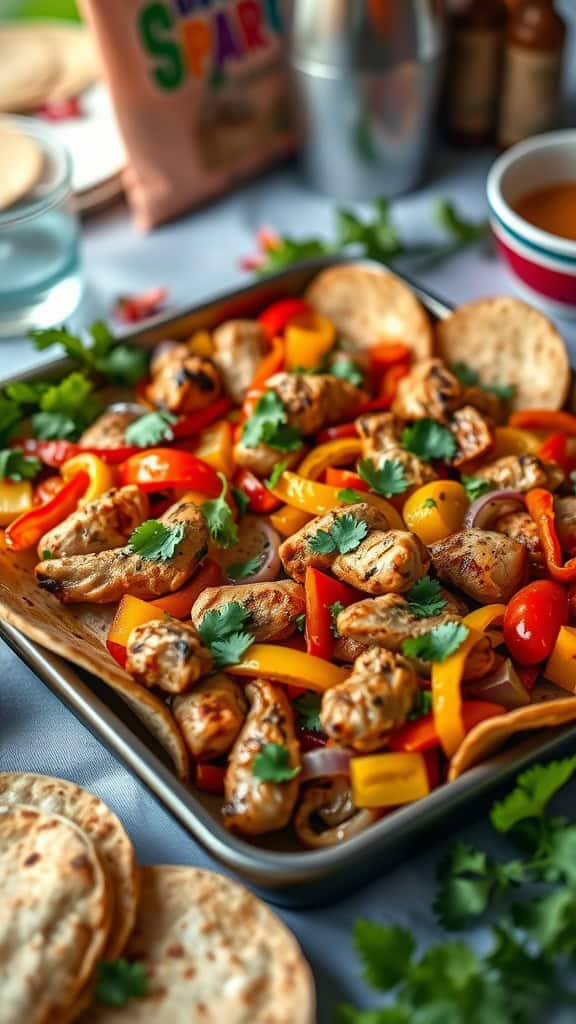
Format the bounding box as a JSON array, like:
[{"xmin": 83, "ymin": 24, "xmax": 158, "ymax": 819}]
[
  {"xmin": 498, "ymin": 0, "xmax": 566, "ymax": 149},
  {"xmin": 443, "ymin": 0, "xmax": 507, "ymax": 145}
]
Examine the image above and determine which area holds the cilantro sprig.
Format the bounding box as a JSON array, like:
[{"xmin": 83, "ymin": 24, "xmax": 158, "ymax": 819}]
[
  {"xmin": 338, "ymin": 488, "xmax": 366, "ymax": 504},
  {"xmin": 451, "ymin": 361, "xmax": 515, "ymax": 402},
  {"xmin": 265, "ymin": 459, "xmax": 288, "ymax": 491},
  {"xmin": 309, "ymin": 514, "xmax": 368, "ymax": 556},
  {"xmin": 227, "ymin": 553, "xmax": 265, "ymax": 581},
  {"xmin": 252, "ymin": 742, "xmax": 300, "ymax": 783},
  {"xmin": 0, "ymin": 449, "xmax": 41, "ymax": 482},
  {"xmin": 197, "ymin": 601, "xmax": 255, "ymax": 668},
  {"xmin": 330, "ymin": 600, "xmax": 345, "ymax": 637},
  {"xmin": 330, "ymin": 357, "xmax": 365, "ymax": 389},
  {"xmin": 95, "ymin": 959, "xmax": 148, "ymax": 1008},
  {"xmin": 357, "ymin": 457, "xmax": 408, "ymax": 499},
  {"xmin": 241, "ymin": 391, "xmax": 302, "ymax": 453},
  {"xmin": 402, "ymin": 419, "xmax": 457, "ymax": 463},
  {"xmin": 402, "ymin": 622, "xmax": 468, "ymax": 662},
  {"xmin": 462, "ymin": 475, "xmax": 493, "ymax": 501},
  {"xmin": 294, "ymin": 692, "xmax": 323, "ymax": 733},
  {"xmin": 128, "ymin": 520, "xmax": 185, "ymax": 561},
  {"xmin": 125, "ymin": 410, "xmax": 177, "ymax": 447},
  {"xmin": 406, "ymin": 577, "xmax": 448, "ymax": 619},
  {"xmin": 201, "ymin": 473, "xmax": 238, "ymax": 549},
  {"xmin": 31, "ymin": 321, "xmax": 148, "ymax": 386}
]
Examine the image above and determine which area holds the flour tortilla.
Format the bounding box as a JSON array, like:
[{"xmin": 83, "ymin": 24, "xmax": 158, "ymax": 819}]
[
  {"xmin": 436, "ymin": 296, "xmax": 570, "ymax": 411},
  {"xmin": 0, "ymin": 803, "xmax": 111, "ymax": 1024},
  {"xmin": 31, "ymin": 22, "xmax": 101, "ymax": 102},
  {"xmin": 306, "ymin": 264, "xmax": 434, "ymax": 360},
  {"xmin": 0, "ymin": 773, "xmax": 138, "ymax": 958},
  {"xmin": 0, "ymin": 28, "xmax": 59, "ymax": 112},
  {"xmin": 0, "ymin": 542, "xmax": 189, "ymax": 780},
  {"xmin": 0, "ymin": 122, "xmax": 43, "ymax": 211},
  {"xmin": 80, "ymin": 865, "xmax": 316, "ymax": 1023},
  {"xmin": 449, "ymin": 697, "xmax": 576, "ymax": 780}
]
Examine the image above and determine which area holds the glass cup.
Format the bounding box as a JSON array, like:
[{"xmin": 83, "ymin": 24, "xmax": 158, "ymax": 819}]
[{"xmin": 0, "ymin": 115, "xmax": 83, "ymax": 337}]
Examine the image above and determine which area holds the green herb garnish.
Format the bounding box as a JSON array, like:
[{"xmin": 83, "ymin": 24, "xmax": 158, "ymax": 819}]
[
  {"xmin": 0, "ymin": 449, "xmax": 41, "ymax": 481},
  {"xmin": 402, "ymin": 622, "xmax": 468, "ymax": 662},
  {"xmin": 461, "ymin": 475, "xmax": 493, "ymax": 501},
  {"xmin": 124, "ymin": 410, "xmax": 177, "ymax": 447},
  {"xmin": 128, "ymin": 520, "xmax": 185, "ymax": 561},
  {"xmin": 252, "ymin": 742, "xmax": 300, "ymax": 783},
  {"xmin": 402, "ymin": 419, "xmax": 457, "ymax": 463},
  {"xmin": 358, "ymin": 457, "xmax": 408, "ymax": 498},
  {"xmin": 201, "ymin": 473, "xmax": 238, "ymax": 549},
  {"xmin": 241, "ymin": 391, "xmax": 302, "ymax": 453},
  {"xmin": 309, "ymin": 514, "xmax": 368, "ymax": 556},
  {"xmin": 31, "ymin": 321, "xmax": 148, "ymax": 386},
  {"xmin": 294, "ymin": 692, "xmax": 323, "ymax": 733},
  {"xmin": 197, "ymin": 601, "xmax": 255, "ymax": 669},
  {"xmin": 406, "ymin": 577, "xmax": 448, "ymax": 619},
  {"xmin": 95, "ymin": 959, "xmax": 148, "ymax": 1008}
]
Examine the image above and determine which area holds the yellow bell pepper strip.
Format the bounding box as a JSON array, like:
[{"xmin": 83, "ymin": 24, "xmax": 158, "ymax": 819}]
[
  {"xmin": 226, "ymin": 644, "xmax": 348, "ymax": 692},
  {"xmin": 402, "ymin": 481, "xmax": 469, "ymax": 545},
  {"xmin": 350, "ymin": 752, "xmax": 430, "ymax": 808},
  {"xmin": 544, "ymin": 625, "xmax": 576, "ymax": 693},
  {"xmin": 270, "ymin": 471, "xmax": 404, "ymax": 527},
  {"xmin": 269, "ymin": 504, "xmax": 312, "ymax": 537},
  {"xmin": 5, "ymin": 470, "xmax": 89, "ymax": 551},
  {"xmin": 193, "ymin": 420, "xmax": 234, "ymax": 478},
  {"xmin": 285, "ymin": 311, "xmax": 336, "ymax": 370},
  {"xmin": 526, "ymin": 488, "xmax": 576, "ymax": 582},
  {"xmin": 431, "ymin": 624, "xmax": 483, "ymax": 758},
  {"xmin": 463, "ymin": 604, "xmax": 506, "ymax": 633},
  {"xmin": 0, "ymin": 481, "xmax": 33, "ymax": 527},
  {"xmin": 61, "ymin": 453, "xmax": 115, "ymax": 505},
  {"xmin": 106, "ymin": 594, "xmax": 161, "ymax": 667},
  {"xmin": 187, "ymin": 329, "xmax": 213, "ymax": 357},
  {"xmin": 297, "ymin": 438, "xmax": 364, "ymax": 482}
]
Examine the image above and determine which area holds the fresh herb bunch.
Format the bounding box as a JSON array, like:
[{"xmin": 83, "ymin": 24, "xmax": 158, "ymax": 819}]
[{"xmin": 31, "ymin": 321, "xmax": 148, "ymax": 387}]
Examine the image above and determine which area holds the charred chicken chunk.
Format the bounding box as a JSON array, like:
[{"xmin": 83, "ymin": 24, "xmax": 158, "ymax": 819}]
[
  {"xmin": 35, "ymin": 498, "xmax": 209, "ymax": 604},
  {"xmin": 332, "ymin": 634, "xmax": 368, "ymax": 664},
  {"xmin": 450, "ymin": 405, "xmax": 494, "ymax": 467},
  {"xmin": 173, "ymin": 674, "xmax": 247, "ymax": 760},
  {"xmin": 494, "ymin": 511, "xmax": 544, "ymax": 574},
  {"xmin": 211, "ymin": 319, "xmax": 266, "ymax": 404},
  {"xmin": 332, "ymin": 528, "xmax": 430, "ymax": 596},
  {"xmin": 232, "ymin": 437, "xmax": 303, "ymax": 479},
  {"xmin": 148, "ymin": 343, "xmax": 222, "ymax": 414},
  {"xmin": 320, "ymin": 647, "xmax": 418, "ymax": 752},
  {"xmin": 392, "ymin": 358, "xmax": 462, "ymax": 423},
  {"xmin": 37, "ymin": 486, "xmax": 149, "ymax": 559},
  {"xmin": 266, "ymin": 371, "xmax": 366, "ymax": 435},
  {"xmin": 430, "ymin": 528, "xmax": 527, "ymax": 604},
  {"xmin": 125, "ymin": 619, "xmax": 211, "ymax": 694},
  {"xmin": 475, "ymin": 454, "xmax": 564, "ymax": 492},
  {"xmin": 356, "ymin": 412, "xmax": 437, "ymax": 487},
  {"xmin": 294, "ymin": 778, "xmax": 378, "ymax": 849},
  {"xmin": 460, "ymin": 386, "xmax": 507, "ymax": 425},
  {"xmin": 191, "ymin": 581, "xmax": 305, "ymax": 642},
  {"xmin": 223, "ymin": 679, "xmax": 300, "ymax": 836},
  {"xmin": 79, "ymin": 409, "xmax": 139, "ymax": 448}
]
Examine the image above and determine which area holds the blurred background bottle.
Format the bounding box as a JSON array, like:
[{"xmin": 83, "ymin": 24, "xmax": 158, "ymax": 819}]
[
  {"xmin": 498, "ymin": 0, "xmax": 566, "ymax": 148},
  {"xmin": 443, "ymin": 0, "xmax": 507, "ymax": 146}
]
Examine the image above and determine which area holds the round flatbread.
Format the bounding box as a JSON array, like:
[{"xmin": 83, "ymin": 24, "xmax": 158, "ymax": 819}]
[
  {"xmin": 0, "ymin": 27, "xmax": 59, "ymax": 112},
  {"xmin": 306, "ymin": 264, "xmax": 434, "ymax": 360},
  {"xmin": 80, "ymin": 865, "xmax": 315, "ymax": 1023},
  {"xmin": 0, "ymin": 773, "xmax": 138, "ymax": 958},
  {"xmin": 33, "ymin": 22, "xmax": 100, "ymax": 102},
  {"xmin": 0, "ymin": 803, "xmax": 111, "ymax": 1024},
  {"xmin": 0, "ymin": 122, "xmax": 43, "ymax": 211},
  {"xmin": 436, "ymin": 296, "xmax": 570, "ymax": 411}
]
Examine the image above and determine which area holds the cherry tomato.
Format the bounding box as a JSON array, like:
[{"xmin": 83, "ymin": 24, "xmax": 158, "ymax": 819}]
[{"xmin": 503, "ymin": 580, "xmax": 569, "ymax": 666}]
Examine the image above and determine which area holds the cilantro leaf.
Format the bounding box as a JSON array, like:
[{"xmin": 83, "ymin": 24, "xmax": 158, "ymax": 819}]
[
  {"xmin": 201, "ymin": 473, "xmax": 238, "ymax": 549},
  {"xmin": 255, "ymin": 237, "xmax": 333, "ymax": 277},
  {"xmin": 252, "ymin": 742, "xmax": 301, "ymax": 782},
  {"xmin": 402, "ymin": 419, "xmax": 457, "ymax": 463},
  {"xmin": 434, "ymin": 842, "xmax": 496, "ymax": 930},
  {"xmin": 227, "ymin": 553, "xmax": 265, "ymax": 581},
  {"xmin": 358, "ymin": 458, "xmax": 408, "ymax": 498},
  {"xmin": 295, "ymin": 612, "xmax": 306, "ymax": 634},
  {"xmin": 265, "ymin": 459, "xmax": 288, "ymax": 490},
  {"xmin": 294, "ymin": 692, "xmax": 323, "ymax": 732},
  {"xmin": 241, "ymin": 391, "xmax": 302, "ymax": 453},
  {"xmin": 488, "ymin": 383, "xmax": 515, "ymax": 401},
  {"xmin": 101, "ymin": 344, "xmax": 148, "ymax": 387},
  {"xmin": 330, "ymin": 600, "xmax": 345, "ymax": 637},
  {"xmin": 31, "ymin": 411, "xmax": 80, "ymax": 441},
  {"xmin": 338, "ymin": 488, "xmax": 365, "ymax": 504},
  {"xmin": 231, "ymin": 486, "xmax": 250, "ymax": 518},
  {"xmin": 128, "ymin": 520, "xmax": 185, "ymax": 561},
  {"xmin": 309, "ymin": 514, "xmax": 368, "ymax": 555},
  {"xmin": 309, "ymin": 529, "xmax": 337, "ymax": 555},
  {"xmin": 30, "ymin": 372, "xmax": 100, "ymax": 441},
  {"xmin": 0, "ymin": 449, "xmax": 41, "ymax": 481},
  {"xmin": 42, "ymin": 549, "xmax": 52, "ymax": 560},
  {"xmin": 408, "ymin": 689, "xmax": 433, "ymax": 721},
  {"xmin": 0, "ymin": 394, "xmax": 22, "ymax": 448},
  {"xmin": 210, "ymin": 631, "xmax": 254, "ymax": 669},
  {"xmin": 197, "ymin": 602, "xmax": 251, "ymax": 647},
  {"xmin": 407, "ymin": 577, "xmax": 448, "ymax": 619},
  {"xmin": 402, "ymin": 622, "xmax": 469, "ymax": 663},
  {"xmin": 336, "ymin": 198, "xmax": 403, "ymax": 263},
  {"xmin": 461, "ymin": 475, "xmax": 492, "ymax": 501},
  {"xmin": 4, "ymin": 380, "xmax": 49, "ymax": 405},
  {"xmin": 124, "ymin": 411, "xmax": 176, "ymax": 447},
  {"xmin": 330, "ymin": 357, "xmax": 365, "ymax": 388},
  {"xmin": 354, "ymin": 920, "xmax": 415, "ymax": 991},
  {"xmin": 95, "ymin": 959, "xmax": 148, "ymax": 1008},
  {"xmin": 490, "ymin": 756, "xmax": 576, "ymax": 834},
  {"xmin": 31, "ymin": 323, "xmax": 148, "ymax": 386},
  {"xmin": 451, "ymin": 362, "xmax": 479, "ymax": 387},
  {"xmin": 434, "ymin": 200, "xmax": 488, "ymax": 245}
]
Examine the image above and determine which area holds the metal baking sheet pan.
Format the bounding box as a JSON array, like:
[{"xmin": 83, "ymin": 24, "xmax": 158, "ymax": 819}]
[{"xmin": 2, "ymin": 256, "xmax": 576, "ymax": 907}]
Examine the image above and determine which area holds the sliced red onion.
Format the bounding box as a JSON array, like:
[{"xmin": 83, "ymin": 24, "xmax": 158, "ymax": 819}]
[
  {"xmin": 464, "ymin": 490, "xmax": 525, "ymax": 530},
  {"xmin": 300, "ymin": 747, "xmax": 352, "ymax": 782},
  {"xmin": 465, "ymin": 658, "xmax": 531, "ymax": 709},
  {"xmin": 221, "ymin": 516, "xmax": 281, "ymax": 584}
]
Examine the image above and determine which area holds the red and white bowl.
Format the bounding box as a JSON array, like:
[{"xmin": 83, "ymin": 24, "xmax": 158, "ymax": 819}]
[{"xmin": 487, "ymin": 130, "xmax": 576, "ymax": 318}]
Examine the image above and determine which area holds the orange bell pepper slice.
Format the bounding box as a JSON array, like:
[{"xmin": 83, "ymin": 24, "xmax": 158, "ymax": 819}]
[
  {"xmin": 268, "ymin": 504, "xmax": 311, "ymax": 537},
  {"xmin": 193, "ymin": 420, "xmax": 234, "ymax": 478},
  {"xmin": 150, "ymin": 558, "xmax": 223, "ymax": 619},
  {"xmin": 5, "ymin": 470, "xmax": 89, "ymax": 551},
  {"xmin": 250, "ymin": 336, "xmax": 285, "ymax": 389},
  {"xmin": 526, "ymin": 488, "xmax": 576, "ymax": 582},
  {"xmin": 389, "ymin": 700, "xmax": 506, "ymax": 753},
  {"xmin": 509, "ymin": 409, "xmax": 576, "ymax": 436},
  {"xmin": 350, "ymin": 751, "xmax": 430, "ymax": 808},
  {"xmin": 226, "ymin": 644, "xmax": 348, "ymax": 692}
]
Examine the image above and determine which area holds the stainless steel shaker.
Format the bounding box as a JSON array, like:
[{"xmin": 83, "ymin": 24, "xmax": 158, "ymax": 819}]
[{"xmin": 288, "ymin": 0, "xmax": 446, "ymax": 199}]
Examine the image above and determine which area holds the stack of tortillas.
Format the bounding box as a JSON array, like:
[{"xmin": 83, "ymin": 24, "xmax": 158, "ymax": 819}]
[
  {"xmin": 0, "ymin": 772, "xmax": 315, "ymax": 1024},
  {"xmin": 0, "ymin": 119, "xmax": 44, "ymax": 212},
  {"xmin": 0, "ymin": 21, "xmax": 100, "ymax": 113}
]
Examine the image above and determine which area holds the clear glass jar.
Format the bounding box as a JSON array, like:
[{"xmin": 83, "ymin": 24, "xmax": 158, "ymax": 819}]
[{"xmin": 0, "ymin": 116, "xmax": 83, "ymax": 337}]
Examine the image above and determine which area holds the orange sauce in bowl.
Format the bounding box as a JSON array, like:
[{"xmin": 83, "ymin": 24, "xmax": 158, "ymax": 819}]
[{"xmin": 513, "ymin": 182, "xmax": 576, "ymax": 241}]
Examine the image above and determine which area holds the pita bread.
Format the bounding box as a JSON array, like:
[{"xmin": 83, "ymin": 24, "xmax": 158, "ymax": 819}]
[
  {"xmin": 0, "ymin": 541, "xmax": 189, "ymax": 781},
  {"xmin": 449, "ymin": 697, "xmax": 576, "ymax": 780},
  {"xmin": 81, "ymin": 865, "xmax": 315, "ymax": 1023},
  {"xmin": 0, "ymin": 773, "xmax": 138, "ymax": 958},
  {"xmin": 306, "ymin": 265, "xmax": 433, "ymax": 360},
  {"xmin": 436, "ymin": 296, "xmax": 570, "ymax": 411},
  {"xmin": 0, "ymin": 122, "xmax": 43, "ymax": 211},
  {"xmin": 0, "ymin": 803, "xmax": 110, "ymax": 1024}
]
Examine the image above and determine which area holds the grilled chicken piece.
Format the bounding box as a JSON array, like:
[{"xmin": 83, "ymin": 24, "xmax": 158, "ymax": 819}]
[
  {"xmin": 294, "ymin": 778, "xmax": 378, "ymax": 849},
  {"xmin": 332, "ymin": 634, "xmax": 367, "ymax": 663},
  {"xmin": 79, "ymin": 409, "xmax": 139, "ymax": 448},
  {"xmin": 191, "ymin": 581, "xmax": 305, "ymax": 642},
  {"xmin": 37, "ymin": 486, "xmax": 149, "ymax": 559},
  {"xmin": 460, "ymin": 386, "xmax": 507, "ymax": 425},
  {"xmin": 332, "ymin": 529, "xmax": 430, "ymax": 596},
  {"xmin": 356, "ymin": 412, "xmax": 437, "ymax": 487},
  {"xmin": 173, "ymin": 674, "xmax": 247, "ymax": 760},
  {"xmin": 266, "ymin": 371, "xmax": 366, "ymax": 435},
  {"xmin": 125, "ymin": 619, "xmax": 211, "ymax": 694},
  {"xmin": 321, "ymin": 647, "xmax": 418, "ymax": 752},
  {"xmin": 392, "ymin": 358, "xmax": 462, "ymax": 423},
  {"xmin": 450, "ymin": 405, "xmax": 494, "ymax": 467},
  {"xmin": 430, "ymin": 528, "xmax": 528, "ymax": 604},
  {"xmin": 148, "ymin": 343, "xmax": 222, "ymax": 414},
  {"xmin": 555, "ymin": 496, "xmax": 576, "ymax": 555},
  {"xmin": 35, "ymin": 498, "xmax": 209, "ymax": 604},
  {"xmin": 279, "ymin": 503, "xmax": 403, "ymax": 585},
  {"xmin": 495, "ymin": 511, "xmax": 544, "ymax": 574},
  {"xmin": 211, "ymin": 319, "xmax": 266, "ymax": 404},
  {"xmin": 475, "ymin": 454, "xmax": 564, "ymax": 492},
  {"xmin": 223, "ymin": 679, "xmax": 300, "ymax": 836},
  {"xmin": 232, "ymin": 437, "xmax": 303, "ymax": 479}
]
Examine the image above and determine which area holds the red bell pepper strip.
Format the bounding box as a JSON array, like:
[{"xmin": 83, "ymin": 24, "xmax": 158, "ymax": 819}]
[
  {"xmin": 22, "ymin": 439, "xmax": 142, "ymax": 468},
  {"xmin": 324, "ymin": 468, "xmax": 369, "ymax": 492},
  {"xmin": 304, "ymin": 566, "xmax": 361, "ymax": 660},
  {"xmin": 5, "ymin": 470, "xmax": 89, "ymax": 551},
  {"xmin": 510, "ymin": 410, "xmax": 576, "ymax": 436},
  {"xmin": 33, "ymin": 475, "xmax": 65, "ymax": 505},
  {"xmin": 368, "ymin": 342, "xmax": 411, "ymax": 374},
  {"xmin": 526, "ymin": 488, "xmax": 576, "ymax": 582},
  {"xmin": 538, "ymin": 433, "xmax": 569, "ymax": 471},
  {"xmin": 317, "ymin": 421, "xmax": 359, "ymax": 444},
  {"xmin": 250, "ymin": 336, "xmax": 285, "ymax": 390},
  {"xmin": 233, "ymin": 468, "xmax": 282, "ymax": 513},
  {"xmin": 388, "ymin": 700, "xmax": 506, "ymax": 753},
  {"xmin": 171, "ymin": 398, "xmax": 232, "ymax": 440},
  {"xmin": 195, "ymin": 763, "xmax": 226, "ymax": 794},
  {"xmin": 258, "ymin": 298, "xmax": 311, "ymax": 340},
  {"xmin": 149, "ymin": 559, "xmax": 222, "ymax": 618},
  {"xmin": 118, "ymin": 448, "xmax": 221, "ymax": 496}
]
